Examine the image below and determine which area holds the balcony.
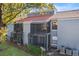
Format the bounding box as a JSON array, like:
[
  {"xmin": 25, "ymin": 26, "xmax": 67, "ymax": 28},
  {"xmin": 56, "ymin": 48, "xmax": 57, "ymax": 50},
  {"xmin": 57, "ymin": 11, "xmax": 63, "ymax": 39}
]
[
  {"xmin": 30, "ymin": 21, "xmax": 51, "ymax": 34},
  {"xmin": 28, "ymin": 33, "xmax": 51, "ymax": 50},
  {"xmin": 10, "ymin": 31, "xmax": 23, "ymax": 44}
]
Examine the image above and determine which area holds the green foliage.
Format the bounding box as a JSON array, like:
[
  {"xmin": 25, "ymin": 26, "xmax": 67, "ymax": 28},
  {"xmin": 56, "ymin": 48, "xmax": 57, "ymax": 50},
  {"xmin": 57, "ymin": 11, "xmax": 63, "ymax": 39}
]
[
  {"xmin": 1, "ymin": 3, "xmax": 55, "ymax": 25},
  {"xmin": 0, "ymin": 42, "xmax": 8, "ymax": 49},
  {"xmin": 27, "ymin": 44, "xmax": 41, "ymax": 56},
  {"xmin": 2, "ymin": 3, "xmax": 28, "ymax": 25}
]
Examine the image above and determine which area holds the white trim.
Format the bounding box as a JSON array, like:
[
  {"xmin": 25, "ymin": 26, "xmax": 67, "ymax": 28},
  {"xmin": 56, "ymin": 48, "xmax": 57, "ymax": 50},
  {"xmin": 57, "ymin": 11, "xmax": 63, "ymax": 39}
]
[
  {"xmin": 31, "ymin": 19, "xmax": 50, "ymax": 23},
  {"xmin": 58, "ymin": 17, "xmax": 79, "ymax": 20}
]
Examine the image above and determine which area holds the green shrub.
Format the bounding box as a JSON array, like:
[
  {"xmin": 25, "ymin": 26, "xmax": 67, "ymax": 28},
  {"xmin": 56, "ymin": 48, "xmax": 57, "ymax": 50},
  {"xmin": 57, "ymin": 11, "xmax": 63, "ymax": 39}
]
[{"xmin": 27, "ymin": 44, "xmax": 41, "ymax": 56}]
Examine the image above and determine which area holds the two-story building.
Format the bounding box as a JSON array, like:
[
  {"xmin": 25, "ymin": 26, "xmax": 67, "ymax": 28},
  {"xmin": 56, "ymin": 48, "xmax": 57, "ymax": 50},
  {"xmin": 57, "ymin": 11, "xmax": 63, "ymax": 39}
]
[{"xmin": 7, "ymin": 11, "xmax": 56, "ymax": 51}]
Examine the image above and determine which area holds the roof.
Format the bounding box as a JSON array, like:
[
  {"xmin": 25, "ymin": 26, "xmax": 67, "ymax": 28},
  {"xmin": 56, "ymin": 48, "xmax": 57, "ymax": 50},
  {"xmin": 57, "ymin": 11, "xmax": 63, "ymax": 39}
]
[
  {"xmin": 16, "ymin": 14, "xmax": 53, "ymax": 23},
  {"xmin": 52, "ymin": 9, "xmax": 79, "ymax": 20}
]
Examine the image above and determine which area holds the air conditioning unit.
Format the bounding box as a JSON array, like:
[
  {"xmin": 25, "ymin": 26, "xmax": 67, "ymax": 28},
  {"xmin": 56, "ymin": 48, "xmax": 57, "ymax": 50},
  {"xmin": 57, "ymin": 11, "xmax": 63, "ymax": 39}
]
[
  {"xmin": 66, "ymin": 48, "xmax": 72, "ymax": 56},
  {"xmin": 59, "ymin": 46, "xmax": 65, "ymax": 55},
  {"xmin": 72, "ymin": 49, "xmax": 78, "ymax": 56}
]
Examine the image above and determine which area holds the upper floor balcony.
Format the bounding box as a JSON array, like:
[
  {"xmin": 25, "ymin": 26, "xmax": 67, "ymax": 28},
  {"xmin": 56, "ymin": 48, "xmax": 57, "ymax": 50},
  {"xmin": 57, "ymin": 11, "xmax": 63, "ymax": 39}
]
[{"xmin": 30, "ymin": 21, "xmax": 51, "ymax": 34}]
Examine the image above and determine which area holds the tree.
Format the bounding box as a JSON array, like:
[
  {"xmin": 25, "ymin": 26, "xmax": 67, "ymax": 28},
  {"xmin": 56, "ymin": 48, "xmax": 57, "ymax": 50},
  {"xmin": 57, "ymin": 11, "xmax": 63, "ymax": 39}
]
[
  {"xmin": 0, "ymin": 3, "xmax": 29, "ymax": 42},
  {"xmin": 2, "ymin": 3, "xmax": 55, "ymax": 25}
]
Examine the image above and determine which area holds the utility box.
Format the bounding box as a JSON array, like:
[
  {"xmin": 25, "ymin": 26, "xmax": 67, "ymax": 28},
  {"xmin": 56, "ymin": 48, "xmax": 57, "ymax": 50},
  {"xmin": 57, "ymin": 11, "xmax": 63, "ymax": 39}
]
[
  {"xmin": 72, "ymin": 49, "xmax": 79, "ymax": 56},
  {"xmin": 66, "ymin": 48, "xmax": 72, "ymax": 56},
  {"xmin": 59, "ymin": 46, "xmax": 65, "ymax": 55}
]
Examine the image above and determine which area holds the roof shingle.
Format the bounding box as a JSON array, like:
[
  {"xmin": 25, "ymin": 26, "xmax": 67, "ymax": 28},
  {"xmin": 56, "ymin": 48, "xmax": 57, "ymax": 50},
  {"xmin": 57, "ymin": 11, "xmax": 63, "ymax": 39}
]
[{"xmin": 16, "ymin": 15, "xmax": 53, "ymax": 22}]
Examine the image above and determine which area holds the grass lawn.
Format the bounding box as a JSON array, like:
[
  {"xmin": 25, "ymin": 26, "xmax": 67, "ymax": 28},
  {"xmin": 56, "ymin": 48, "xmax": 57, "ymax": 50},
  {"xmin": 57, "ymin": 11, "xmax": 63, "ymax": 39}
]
[{"xmin": 0, "ymin": 43, "xmax": 31, "ymax": 56}]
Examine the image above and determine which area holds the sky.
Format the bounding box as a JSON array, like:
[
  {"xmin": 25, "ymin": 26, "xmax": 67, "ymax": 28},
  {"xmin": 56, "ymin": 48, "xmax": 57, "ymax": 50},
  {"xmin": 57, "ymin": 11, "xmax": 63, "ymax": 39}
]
[{"xmin": 54, "ymin": 3, "xmax": 79, "ymax": 12}]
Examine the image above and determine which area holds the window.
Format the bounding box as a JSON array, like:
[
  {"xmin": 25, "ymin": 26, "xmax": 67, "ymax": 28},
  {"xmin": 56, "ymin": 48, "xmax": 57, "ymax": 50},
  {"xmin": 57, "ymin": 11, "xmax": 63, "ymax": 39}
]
[
  {"xmin": 52, "ymin": 20, "xmax": 57, "ymax": 30},
  {"xmin": 14, "ymin": 23, "xmax": 23, "ymax": 32},
  {"xmin": 14, "ymin": 23, "xmax": 23, "ymax": 44},
  {"xmin": 42, "ymin": 23, "xmax": 47, "ymax": 32}
]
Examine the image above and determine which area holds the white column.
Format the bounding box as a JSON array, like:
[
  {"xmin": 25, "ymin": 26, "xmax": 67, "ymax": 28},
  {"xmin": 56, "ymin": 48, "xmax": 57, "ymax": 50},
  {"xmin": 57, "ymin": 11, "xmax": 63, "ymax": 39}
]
[
  {"xmin": 46, "ymin": 34, "xmax": 48, "ymax": 51},
  {"xmin": 50, "ymin": 20, "xmax": 53, "ymax": 46}
]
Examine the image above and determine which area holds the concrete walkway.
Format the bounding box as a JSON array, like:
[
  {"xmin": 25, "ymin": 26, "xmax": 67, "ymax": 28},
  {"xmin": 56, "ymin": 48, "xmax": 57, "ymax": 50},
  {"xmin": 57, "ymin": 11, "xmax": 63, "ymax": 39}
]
[{"xmin": 46, "ymin": 48, "xmax": 67, "ymax": 56}]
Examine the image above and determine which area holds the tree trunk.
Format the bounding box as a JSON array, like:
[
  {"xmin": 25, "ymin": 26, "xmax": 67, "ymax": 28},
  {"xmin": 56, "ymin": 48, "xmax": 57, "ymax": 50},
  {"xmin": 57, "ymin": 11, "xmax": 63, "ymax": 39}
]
[
  {"xmin": 0, "ymin": 3, "xmax": 6, "ymax": 29},
  {"xmin": 0, "ymin": 3, "xmax": 2, "ymax": 43},
  {"xmin": 0, "ymin": 3, "xmax": 2, "ymax": 29}
]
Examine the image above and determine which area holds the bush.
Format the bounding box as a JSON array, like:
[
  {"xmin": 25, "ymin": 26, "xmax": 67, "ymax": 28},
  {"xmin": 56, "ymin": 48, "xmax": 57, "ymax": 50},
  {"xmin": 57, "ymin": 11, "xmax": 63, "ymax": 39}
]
[{"xmin": 27, "ymin": 44, "xmax": 41, "ymax": 56}]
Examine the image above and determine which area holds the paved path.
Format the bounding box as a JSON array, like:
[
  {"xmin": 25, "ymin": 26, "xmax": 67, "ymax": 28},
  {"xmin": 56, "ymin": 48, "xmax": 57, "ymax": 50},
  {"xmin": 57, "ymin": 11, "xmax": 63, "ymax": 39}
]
[{"xmin": 46, "ymin": 48, "xmax": 67, "ymax": 56}]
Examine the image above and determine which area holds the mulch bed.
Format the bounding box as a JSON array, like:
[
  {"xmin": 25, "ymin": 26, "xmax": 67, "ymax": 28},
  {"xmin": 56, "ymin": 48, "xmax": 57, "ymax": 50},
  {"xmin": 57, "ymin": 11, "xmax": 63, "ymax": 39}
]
[{"xmin": 7, "ymin": 40, "xmax": 28, "ymax": 52}]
